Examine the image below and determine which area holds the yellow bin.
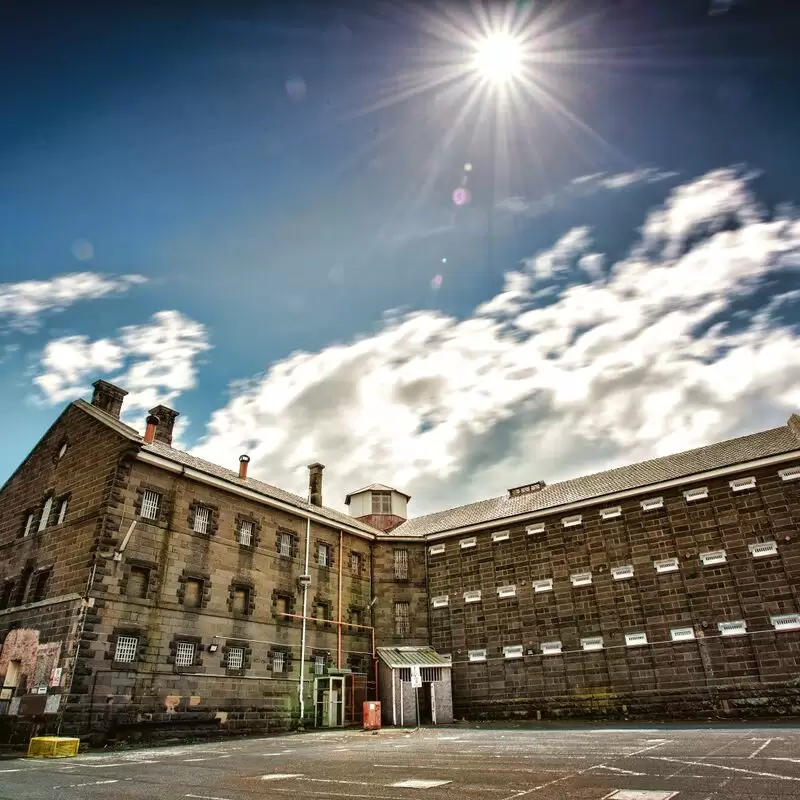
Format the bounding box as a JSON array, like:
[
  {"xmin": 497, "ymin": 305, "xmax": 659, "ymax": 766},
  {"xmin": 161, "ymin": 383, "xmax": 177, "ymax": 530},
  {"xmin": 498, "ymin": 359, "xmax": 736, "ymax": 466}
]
[{"xmin": 27, "ymin": 736, "xmax": 80, "ymax": 758}]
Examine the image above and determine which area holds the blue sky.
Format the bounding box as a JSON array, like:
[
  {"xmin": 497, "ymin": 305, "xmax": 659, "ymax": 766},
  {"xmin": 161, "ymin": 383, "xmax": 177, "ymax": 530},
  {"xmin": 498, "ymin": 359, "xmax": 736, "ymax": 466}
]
[{"xmin": 2, "ymin": 0, "xmax": 799, "ymax": 515}]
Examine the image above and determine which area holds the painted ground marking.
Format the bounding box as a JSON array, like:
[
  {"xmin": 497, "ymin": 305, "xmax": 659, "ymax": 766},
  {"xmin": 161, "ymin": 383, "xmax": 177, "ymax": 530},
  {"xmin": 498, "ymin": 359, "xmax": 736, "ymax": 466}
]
[
  {"xmin": 261, "ymin": 773, "xmax": 305, "ymax": 780},
  {"xmin": 602, "ymin": 792, "xmax": 678, "ymax": 800},
  {"xmin": 649, "ymin": 756, "xmax": 800, "ymax": 782},
  {"xmin": 390, "ymin": 778, "xmax": 452, "ymax": 788}
]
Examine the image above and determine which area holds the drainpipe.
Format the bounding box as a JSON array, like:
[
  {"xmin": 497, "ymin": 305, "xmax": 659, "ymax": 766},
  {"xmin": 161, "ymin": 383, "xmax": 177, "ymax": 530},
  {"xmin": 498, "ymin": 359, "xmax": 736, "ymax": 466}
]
[
  {"xmin": 298, "ymin": 516, "xmax": 312, "ymax": 727},
  {"xmin": 337, "ymin": 530, "xmax": 343, "ymax": 669}
]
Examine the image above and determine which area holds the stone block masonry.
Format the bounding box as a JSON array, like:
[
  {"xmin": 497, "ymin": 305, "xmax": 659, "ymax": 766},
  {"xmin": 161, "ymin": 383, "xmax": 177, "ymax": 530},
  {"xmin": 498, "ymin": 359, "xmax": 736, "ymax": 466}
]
[{"xmin": 427, "ymin": 459, "xmax": 800, "ymax": 720}]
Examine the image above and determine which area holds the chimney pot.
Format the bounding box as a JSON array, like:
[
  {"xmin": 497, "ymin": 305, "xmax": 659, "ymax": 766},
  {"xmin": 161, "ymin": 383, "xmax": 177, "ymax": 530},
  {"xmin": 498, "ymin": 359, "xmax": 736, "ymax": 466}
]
[
  {"xmin": 143, "ymin": 415, "xmax": 159, "ymax": 444},
  {"xmin": 239, "ymin": 454, "xmax": 251, "ymax": 480},
  {"xmin": 91, "ymin": 379, "xmax": 128, "ymax": 420},
  {"xmin": 308, "ymin": 462, "xmax": 325, "ymax": 507},
  {"xmin": 147, "ymin": 405, "xmax": 180, "ymax": 447}
]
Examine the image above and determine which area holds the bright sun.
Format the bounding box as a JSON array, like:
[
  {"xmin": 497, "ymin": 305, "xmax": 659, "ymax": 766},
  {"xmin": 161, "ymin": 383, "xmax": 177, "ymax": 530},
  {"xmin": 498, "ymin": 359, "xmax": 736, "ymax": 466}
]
[{"xmin": 473, "ymin": 32, "xmax": 523, "ymax": 84}]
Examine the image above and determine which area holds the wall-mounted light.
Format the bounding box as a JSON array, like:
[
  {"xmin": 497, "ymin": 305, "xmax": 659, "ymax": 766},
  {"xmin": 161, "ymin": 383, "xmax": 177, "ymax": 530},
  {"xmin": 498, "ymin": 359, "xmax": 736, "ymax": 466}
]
[{"xmin": 208, "ymin": 643, "xmax": 219, "ymax": 654}]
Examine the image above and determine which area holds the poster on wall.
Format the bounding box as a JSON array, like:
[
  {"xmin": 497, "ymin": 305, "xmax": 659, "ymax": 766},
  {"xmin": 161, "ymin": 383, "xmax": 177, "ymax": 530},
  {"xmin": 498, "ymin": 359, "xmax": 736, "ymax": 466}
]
[
  {"xmin": 45, "ymin": 694, "xmax": 62, "ymax": 715},
  {"xmin": 49, "ymin": 668, "xmax": 63, "ymax": 688}
]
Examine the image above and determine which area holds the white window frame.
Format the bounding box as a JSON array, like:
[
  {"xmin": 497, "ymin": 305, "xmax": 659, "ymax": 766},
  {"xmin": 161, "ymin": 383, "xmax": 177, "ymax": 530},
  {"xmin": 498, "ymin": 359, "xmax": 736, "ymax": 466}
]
[
  {"xmin": 463, "ymin": 590, "xmax": 482, "ymax": 604},
  {"xmin": 497, "ymin": 585, "xmax": 517, "ymax": 599},
  {"xmin": 279, "ymin": 531, "xmax": 293, "ymax": 557},
  {"xmin": 431, "ymin": 595, "xmax": 449, "ymax": 608},
  {"xmin": 193, "ymin": 506, "xmax": 211, "ymax": 534},
  {"xmin": 526, "ymin": 522, "xmax": 545, "ymax": 535},
  {"xmin": 778, "ymin": 466, "xmax": 800, "ymax": 481},
  {"xmin": 272, "ymin": 651, "xmax": 286, "ymax": 673},
  {"xmin": 237, "ymin": 520, "xmax": 254, "ymax": 547},
  {"xmin": 771, "ymin": 614, "xmax": 800, "ymax": 631},
  {"xmin": 38, "ymin": 496, "xmax": 53, "ymax": 532},
  {"xmin": 541, "ymin": 640, "xmax": 562, "ymax": 656},
  {"xmin": 581, "ymin": 637, "xmax": 604, "ymax": 652},
  {"xmin": 318, "ymin": 542, "xmax": 331, "ymax": 567},
  {"xmin": 460, "ymin": 537, "xmax": 477, "ymax": 550},
  {"xmin": 371, "ymin": 491, "xmax": 392, "ymax": 514},
  {"xmin": 729, "ymin": 476, "xmax": 756, "ymax": 491},
  {"xmin": 350, "ymin": 552, "xmax": 361, "ymax": 574},
  {"xmin": 640, "ymin": 496, "xmax": 664, "ymax": 511},
  {"xmin": 562, "ymin": 514, "xmax": 582, "ymax": 528},
  {"xmin": 227, "ymin": 647, "xmax": 244, "ymax": 670},
  {"xmin": 718, "ymin": 620, "xmax": 747, "ymax": 637},
  {"xmin": 570, "ymin": 571, "xmax": 592, "ymax": 587},
  {"xmin": 394, "ymin": 602, "xmax": 410, "ymax": 636},
  {"xmin": 492, "ymin": 530, "xmax": 510, "ymax": 543},
  {"xmin": 600, "ymin": 506, "xmax": 622, "ymax": 520},
  {"xmin": 684, "ymin": 486, "xmax": 709, "ymax": 502},
  {"xmin": 655, "ymin": 557, "xmax": 679, "ymax": 574},
  {"xmin": 468, "ymin": 649, "xmax": 487, "ymax": 663},
  {"xmin": 749, "ymin": 541, "xmax": 777, "ymax": 558},
  {"xmin": 611, "ymin": 565, "xmax": 634, "ymax": 581},
  {"xmin": 625, "ymin": 632, "xmax": 648, "ymax": 647},
  {"xmin": 175, "ymin": 641, "xmax": 196, "ymax": 667},
  {"xmin": 670, "ymin": 626, "xmax": 695, "ymax": 642},
  {"xmin": 700, "ymin": 550, "xmax": 727, "ymax": 566},
  {"xmin": 314, "ymin": 654, "xmax": 326, "ymax": 675},
  {"xmin": 428, "ymin": 543, "xmax": 445, "ymax": 555},
  {"xmin": 533, "ymin": 578, "xmax": 553, "ymax": 593},
  {"xmin": 57, "ymin": 498, "xmax": 68, "ymax": 525},
  {"xmin": 114, "ymin": 635, "xmax": 138, "ymax": 663},
  {"xmin": 141, "ymin": 489, "xmax": 161, "ymax": 521},
  {"xmin": 503, "ymin": 645, "xmax": 523, "ymax": 660}
]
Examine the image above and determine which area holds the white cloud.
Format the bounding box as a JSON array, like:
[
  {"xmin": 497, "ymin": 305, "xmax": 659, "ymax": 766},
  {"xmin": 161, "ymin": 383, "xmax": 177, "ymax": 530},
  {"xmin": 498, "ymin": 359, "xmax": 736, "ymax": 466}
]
[
  {"xmin": 0, "ymin": 272, "xmax": 147, "ymax": 332},
  {"xmin": 498, "ymin": 167, "xmax": 678, "ymax": 219},
  {"xmin": 194, "ymin": 167, "xmax": 800, "ymax": 517},
  {"xmin": 525, "ymin": 226, "xmax": 592, "ymax": 282},
  {"xmin": 34, "ymin": 310, "xmax": 211, "ymax": 419}
]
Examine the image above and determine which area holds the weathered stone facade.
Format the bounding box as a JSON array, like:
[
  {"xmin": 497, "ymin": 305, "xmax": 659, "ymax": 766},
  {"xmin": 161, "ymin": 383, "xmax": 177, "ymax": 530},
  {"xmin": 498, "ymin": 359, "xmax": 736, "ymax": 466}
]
[
  {"xmin": 425, "ymin": 459, "xmax": 800, "ymax": 720},
  {"xmin": 2, "ymin": 380, "xmax": 800, "ymax": 743}
]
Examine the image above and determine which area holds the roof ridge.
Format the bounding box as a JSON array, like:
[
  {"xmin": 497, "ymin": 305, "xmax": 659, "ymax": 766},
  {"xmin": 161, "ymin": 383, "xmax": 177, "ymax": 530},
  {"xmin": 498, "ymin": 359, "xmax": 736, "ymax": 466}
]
[{"xmin": 392, "ymin": 422, "xmax": 799, "ymax": 536}]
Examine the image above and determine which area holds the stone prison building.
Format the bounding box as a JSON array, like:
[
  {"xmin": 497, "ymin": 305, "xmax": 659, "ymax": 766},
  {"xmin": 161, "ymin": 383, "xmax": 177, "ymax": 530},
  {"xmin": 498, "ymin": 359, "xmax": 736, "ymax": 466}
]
[{"xmin": 0, "ymin": 379, "xmax": 799, "ymax": 744}]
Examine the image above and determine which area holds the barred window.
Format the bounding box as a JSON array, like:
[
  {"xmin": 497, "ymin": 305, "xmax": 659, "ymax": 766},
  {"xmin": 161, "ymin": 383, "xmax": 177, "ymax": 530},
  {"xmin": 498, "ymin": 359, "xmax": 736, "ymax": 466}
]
[
  {"xmin": 272, "ymin": 651, "xmax": 286, "ymax": 673},
  {"xmin": 393, "ymin": 549, "xmax": 409, "ymax": 580},
  {"xmin": 175, "ymin": 641, "xmax": 196, "ymax": 667},
  {"xmin": 237, "ymin": 520, "xmax": 254, "ymax": 547},
  {"xmin": 114, "ymin": 635, "xmax": 138, "ymax": 663},
  {"xmin": 141, "ymin": 490, "xmax": 161, "ymax": 520},
  {"xmin": 227, "ymin": 647, "xmax": 244, "ymax": 670},
  {"xmin": 279, "ymin": 532, "xmax": 292, "ymax": 557},
  {"xmin": 314, "ymin": 655, "xmax": 325, "ymax": 675},
  {"xmin": 318, "ymin": 542, "xmax": 331, "ymax": 568},
  {"xmin": 193, "ymin": 506, "xmax": 211, "ymax": 534},
  {"xmin": 372, "ymin": 491, "xmax": 392, "ymax": 514},
  {"xmin": 394, "ymin": 601, "xmax": 410, "ymax": 636},
  {"xmin": 57, "ymin": 499, "xmax": 69, "ymax": 525},
  {"xmin": 350, "ymin": 552, "xmax": 361, "ymax": 574}
]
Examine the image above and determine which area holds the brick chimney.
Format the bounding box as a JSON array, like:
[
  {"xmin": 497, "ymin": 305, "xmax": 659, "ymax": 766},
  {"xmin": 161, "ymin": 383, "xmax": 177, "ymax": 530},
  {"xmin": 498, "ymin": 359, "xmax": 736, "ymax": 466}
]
[
  {"xmin": 148, "ymin": 405, "xmax": 179, "ymax": 447},
  {"xmin": 91, "ymin": 380, "xmax": 128, "ymax": 420},
  {"xmin": 308, "ymin": 463, "xmax": 324, "ymax": 506}
]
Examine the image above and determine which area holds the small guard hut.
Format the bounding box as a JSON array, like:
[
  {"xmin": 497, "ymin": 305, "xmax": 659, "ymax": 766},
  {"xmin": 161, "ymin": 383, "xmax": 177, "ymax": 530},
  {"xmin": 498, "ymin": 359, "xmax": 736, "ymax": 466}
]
[{"xmin": 377, "ymin": 646, "xmax": 453, "ymax": 726}]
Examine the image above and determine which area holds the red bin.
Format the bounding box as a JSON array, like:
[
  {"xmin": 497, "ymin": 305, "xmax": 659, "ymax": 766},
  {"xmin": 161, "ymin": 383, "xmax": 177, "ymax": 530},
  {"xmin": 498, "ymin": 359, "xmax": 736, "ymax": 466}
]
[{"xmin": 363, "ymin": 701, "xmax": 381, "ymax": 730}]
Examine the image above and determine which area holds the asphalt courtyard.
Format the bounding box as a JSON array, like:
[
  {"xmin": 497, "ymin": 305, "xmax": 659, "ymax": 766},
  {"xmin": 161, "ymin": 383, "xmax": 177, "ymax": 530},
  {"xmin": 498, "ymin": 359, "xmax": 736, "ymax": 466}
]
[{"xmin": 2, "ymin": 724, "xmax": 800, "ymax": 800}]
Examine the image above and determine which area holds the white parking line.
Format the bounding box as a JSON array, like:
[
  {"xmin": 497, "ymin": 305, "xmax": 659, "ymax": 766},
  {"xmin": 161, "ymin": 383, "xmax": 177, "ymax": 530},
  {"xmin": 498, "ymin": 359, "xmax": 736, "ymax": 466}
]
[
  {"xmin": 649, "ymin": 756, "xmax": 800, "ymax": 782},
  {"xmin": 592, "ymin": 765, "xmax": 647, "ymax": 776},
  {"xmin": 54, "ymin": 779, "xmax": 119, "ymax": 789},
  {"xmin": 748, "ymin": 738, "xmax": 776, "ymax": 759}
]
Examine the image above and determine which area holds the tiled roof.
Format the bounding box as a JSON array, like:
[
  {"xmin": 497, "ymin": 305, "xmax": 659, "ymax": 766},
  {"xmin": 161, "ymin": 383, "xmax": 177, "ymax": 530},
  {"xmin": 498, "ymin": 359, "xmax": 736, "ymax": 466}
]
[
  {"xmin": 141, "ymin": 441, "xmax": 382, "ymax": 536},
  {"xmin": 73, "ymin": 400, "xmax": 381, "ymax": 537},
  {"xmin": 377, "ymin": 647, "xmax": 452, "ymax": 669},
  {"xmin": 345, "ymin": 483, "xmax": 411, "ymax": 503},
  {"xmin": 390, "ymin": 424, "xmax": 800, "ymax": 538}
]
